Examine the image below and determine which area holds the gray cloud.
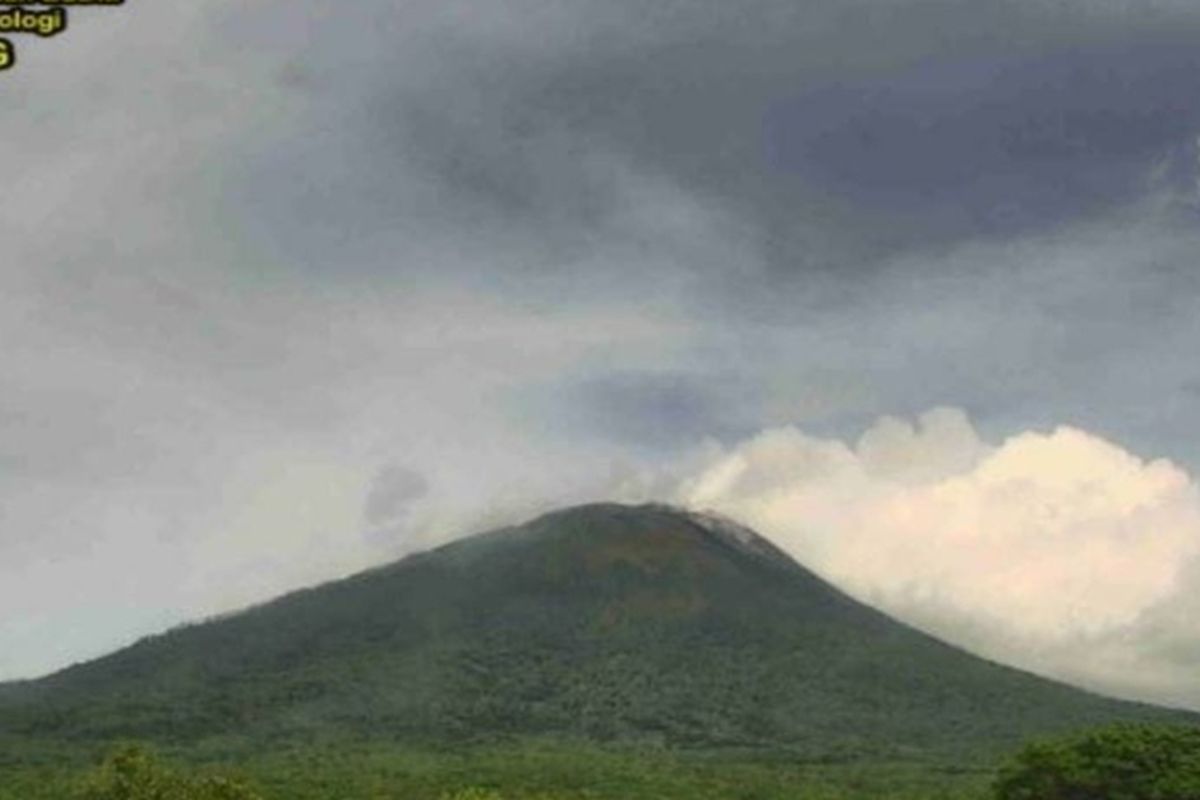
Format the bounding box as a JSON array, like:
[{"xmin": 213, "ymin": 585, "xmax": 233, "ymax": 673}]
[
  {"xmin": 766, "ymin": 41, "xmax": 1200, "ymax": 238},
  {"xmin": 523, "ymin": 369, "xmax": 753, "ymax": 452},
  {"xmin": 364, "ymin": 465, "xmax": 429, "ymax": 528},
  {"xmin": 4, "ymin": 0, "xmax": 1200, "ymax": 702}
]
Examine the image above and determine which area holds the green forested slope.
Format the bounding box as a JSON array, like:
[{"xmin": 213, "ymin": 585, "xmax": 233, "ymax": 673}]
[{"xmin": 0, "ymin": 503, "xmax": 1190, "ymax": 766}]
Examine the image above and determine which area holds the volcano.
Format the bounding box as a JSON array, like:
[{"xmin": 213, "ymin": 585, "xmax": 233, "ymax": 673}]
[{"xmin": 0, "ymin": 503, "xmax": 1188, "ymax": 760}]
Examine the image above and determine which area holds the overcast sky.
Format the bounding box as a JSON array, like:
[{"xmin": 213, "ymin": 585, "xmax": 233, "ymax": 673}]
[{"xmin": 5, "ymin": 0, "xmax": 1200, "ymax": 708}]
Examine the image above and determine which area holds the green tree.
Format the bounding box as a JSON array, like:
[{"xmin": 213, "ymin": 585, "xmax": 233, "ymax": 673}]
[
  {"xmin": 75, "ymin": 745, "xmax": 263, "ymax": 800},
  {"xmin": 994, "ymin": 724, "xmax": 1200, "ymax": 800}
]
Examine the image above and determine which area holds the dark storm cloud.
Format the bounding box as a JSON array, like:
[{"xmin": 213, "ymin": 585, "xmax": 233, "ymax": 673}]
[
  {"xmin": 217, "ymin": 0, "xmax": 1200, "ymax": 308},
  {"xmin": 512, "ymin": 24, "xmax": 1200, "ymax": 272},
  {"xmin": 766, "ymin": 40, "xmax": 1200, "ymax": 238}
]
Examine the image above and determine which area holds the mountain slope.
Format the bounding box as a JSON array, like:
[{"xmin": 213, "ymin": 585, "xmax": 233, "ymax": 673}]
[{"xmin": 0, "ymin": 503, "xmax": 1189, "ymax": 759}]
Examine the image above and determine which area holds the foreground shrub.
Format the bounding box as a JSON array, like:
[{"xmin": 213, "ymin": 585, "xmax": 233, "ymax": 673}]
[{"xmin": 994, "ymin": 723, "xmax": 1200, "ymax": 800}]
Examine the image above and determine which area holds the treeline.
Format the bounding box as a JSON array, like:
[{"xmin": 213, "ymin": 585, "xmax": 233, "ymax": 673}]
[{"xmin": 4, "ymin": 722, "xmax": 1200, "ymax": 799}]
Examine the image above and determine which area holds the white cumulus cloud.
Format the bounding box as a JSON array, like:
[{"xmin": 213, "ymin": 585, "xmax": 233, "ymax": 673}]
[{"xmin": 676, "ymin": 408, "xmax": 1200, "ymax": 707}]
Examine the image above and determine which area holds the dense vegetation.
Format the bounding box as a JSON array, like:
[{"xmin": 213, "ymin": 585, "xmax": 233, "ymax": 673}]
[
  {"xmin": 1, "ymin": 740, "xmax": 994, "ymax": 800},
  {"xmin": 1, "ymin": 504, "xmax": 1196, "ymax": 798},
  {"xmin": 9, "ymin": 724, "xmax": 1200, "ymax": 799},
  {"xmin": 995, "ymin": 723, "xmax": 1200, "ymax": 800},
  {"xmin": 73, "ymin": 745, "xmax": 262, "ymax": 800}
]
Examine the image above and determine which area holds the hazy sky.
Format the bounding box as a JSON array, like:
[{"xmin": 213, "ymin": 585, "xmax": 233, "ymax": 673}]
[{"xmin": 5, "ymin": 0, "xmax": 1200, "ymax": 708}]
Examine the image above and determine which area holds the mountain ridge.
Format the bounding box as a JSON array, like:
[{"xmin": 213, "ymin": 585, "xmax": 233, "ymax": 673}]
[{"xmin": 0, "ymin": 502, "xmax": 1191, "ymax": 760}]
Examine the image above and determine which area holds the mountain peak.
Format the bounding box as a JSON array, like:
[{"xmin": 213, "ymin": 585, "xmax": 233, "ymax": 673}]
[
  {"xmin": 669, "ymin": 506, "xmax": 798, "ymax": 566},
  {"xmin": 468, "ymin": 502, "xmax": 805, "ymax": 589},
  {"xmin": 514, "ymin": 502, "xmax": 793, "ymax": 564},
  {"xmin": 2, "ymin": 501, "xmax": 1188, "ymax": 755}
]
